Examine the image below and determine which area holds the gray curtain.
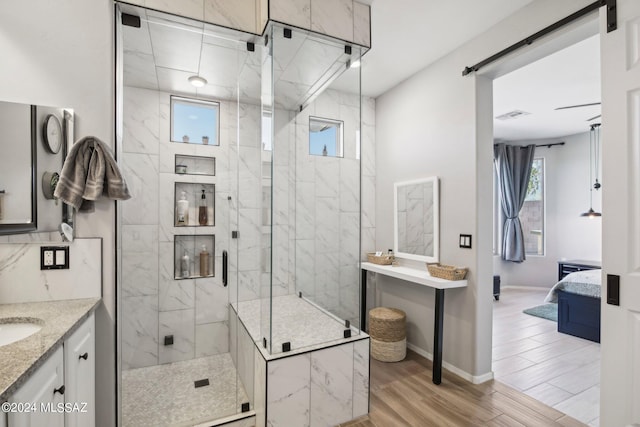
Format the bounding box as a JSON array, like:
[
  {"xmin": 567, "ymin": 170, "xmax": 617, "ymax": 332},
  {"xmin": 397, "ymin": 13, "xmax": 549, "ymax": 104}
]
[{"xmin": 494, "ymin": 143, "xmax": 535, "ymax": 262}]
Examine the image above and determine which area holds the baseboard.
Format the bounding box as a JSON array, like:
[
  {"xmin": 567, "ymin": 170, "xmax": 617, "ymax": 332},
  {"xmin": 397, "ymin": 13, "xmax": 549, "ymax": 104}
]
[{"xmin": 406, "ymin": 342, "xmax": 494, "ymax": 384}]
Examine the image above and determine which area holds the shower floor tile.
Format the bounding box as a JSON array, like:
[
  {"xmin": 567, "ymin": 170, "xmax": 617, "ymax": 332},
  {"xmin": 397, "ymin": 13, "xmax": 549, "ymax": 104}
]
[{"xmin": 121, "ymin": 353, "xmax": 249, "ymax": 427}]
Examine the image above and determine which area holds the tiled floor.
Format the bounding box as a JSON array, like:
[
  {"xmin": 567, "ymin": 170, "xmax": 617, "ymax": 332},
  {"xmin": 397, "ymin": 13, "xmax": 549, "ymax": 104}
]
[
  {"xmin": 493, "ymin": 287, "xmax": 600, "ymax": 426},
  {"xmin": 121, "ymin": 353, "xmax": 249, "ymax": 427}
]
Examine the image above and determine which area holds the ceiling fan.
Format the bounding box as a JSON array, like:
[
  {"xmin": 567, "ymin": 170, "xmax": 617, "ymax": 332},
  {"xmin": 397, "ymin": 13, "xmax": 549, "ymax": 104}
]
[{"xmin": 554, "ymin": 102, "xmax": 601, "ymax": 121}]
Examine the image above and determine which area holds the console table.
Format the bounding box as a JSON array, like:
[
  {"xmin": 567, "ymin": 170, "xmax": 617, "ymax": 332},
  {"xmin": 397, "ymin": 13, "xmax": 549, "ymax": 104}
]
[{"xmin": 361, "ymin": 262, "xmax": 468, "ymax": 384}]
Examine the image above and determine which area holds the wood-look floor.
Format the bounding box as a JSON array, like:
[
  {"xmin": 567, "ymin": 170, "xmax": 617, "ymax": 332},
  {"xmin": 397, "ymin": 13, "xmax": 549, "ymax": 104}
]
[
  {"xmin": 340, "ymin": 350, "xmax": 587, "ymax": 427},
  {"xmin": 340, "ymin": 291, "xmax": 597, "ymax": 427}
]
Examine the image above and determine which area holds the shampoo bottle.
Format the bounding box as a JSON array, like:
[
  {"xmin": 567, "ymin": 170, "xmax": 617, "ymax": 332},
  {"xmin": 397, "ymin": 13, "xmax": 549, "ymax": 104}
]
[
  {"xmin": 181, "ymin": 251, "xmax": 190, "ymax": 278},
  {"xmin": 199, "ymin": 244, "xmax": 209, "ymax": 277},
  {"xmin": 177, "ymin": 191, "xmax": 189, "ymax": 225},
  {"xmin": 198, "ymin": 189, "xmax": 208, "ymax": 226}
]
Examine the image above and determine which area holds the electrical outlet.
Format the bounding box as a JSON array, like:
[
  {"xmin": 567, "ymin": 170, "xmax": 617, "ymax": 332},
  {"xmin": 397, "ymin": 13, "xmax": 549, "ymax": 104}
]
[
  {"xmin": 43, "ymin": 249, "xmax": 54, "ymax": 267},
  {"xmin": 41, "ymin": 246, "xmax": 69, "ymax": 270}
]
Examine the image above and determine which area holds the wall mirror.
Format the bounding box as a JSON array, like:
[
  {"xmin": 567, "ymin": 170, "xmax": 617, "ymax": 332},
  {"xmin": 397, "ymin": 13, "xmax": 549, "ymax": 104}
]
[
  {"xmin": 394, "ymin": 176, "xmax": 440, "ymax": 263},
  {"xmin": 0, "ymin": 100, "xmax": 75, "ymax": 240}
]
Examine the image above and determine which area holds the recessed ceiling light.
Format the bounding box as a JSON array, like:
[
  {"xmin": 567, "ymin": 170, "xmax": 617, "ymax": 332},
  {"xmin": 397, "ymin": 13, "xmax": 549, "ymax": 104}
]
[
  {"xmin": 350, "ymin": 60, "xmax": 361, "ymax": 69},
  {"xmin": 188, "ymin": 76, "xmax": 207, "ymax": 88}
]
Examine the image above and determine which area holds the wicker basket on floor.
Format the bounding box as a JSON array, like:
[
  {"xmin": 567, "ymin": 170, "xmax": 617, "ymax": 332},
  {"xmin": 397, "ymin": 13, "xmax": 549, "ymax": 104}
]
[
  {"xmin": 369, "ymin": 307, "xmax": 406, "ymax": 362},
  {"xmin": 426, "ymin": 263, "xmax": 468, "ymax": 280}
]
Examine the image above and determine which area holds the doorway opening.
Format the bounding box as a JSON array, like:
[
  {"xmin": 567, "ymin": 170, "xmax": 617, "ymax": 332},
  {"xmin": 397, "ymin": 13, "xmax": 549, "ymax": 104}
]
[{"xmin": 490, "ymin": 33, "xmax": 602, "ymax": 426}]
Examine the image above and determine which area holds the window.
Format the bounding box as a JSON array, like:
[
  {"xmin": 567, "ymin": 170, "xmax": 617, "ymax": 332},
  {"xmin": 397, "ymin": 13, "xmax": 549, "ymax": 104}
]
[
  {"xmin": 171, "ymin": 96, "xmax": 220, "ymax": 145},
  {"xmin": 521, "ymin": 158, "xmax": 544, "ymax": 255},
  {"xmin": 309, "ymin": 117, "xmax": 343, "ymax": 157}
]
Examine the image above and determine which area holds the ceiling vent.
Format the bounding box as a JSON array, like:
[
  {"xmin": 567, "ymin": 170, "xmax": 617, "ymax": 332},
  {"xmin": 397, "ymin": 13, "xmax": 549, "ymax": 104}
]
[{"xmin": 495, "ymin": 110, "xmax": 531, "ymax": 121}]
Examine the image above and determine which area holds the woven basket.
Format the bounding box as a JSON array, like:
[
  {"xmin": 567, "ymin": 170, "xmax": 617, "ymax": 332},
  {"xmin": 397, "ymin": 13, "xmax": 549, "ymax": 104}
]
[
  {"xmin": 426, "ymin": 263, "xmax": 468, "ymax": 280},
  {"xmin": 369, "ymin": 307, "xmax": 406, "ymax": 342},
  {"xmin": 371, "ymin": 337, "xmax": 406, "ymax": 362},
  {"xmin": 367, "ymin": 253, "xmax": 394, "ymax": 265}
]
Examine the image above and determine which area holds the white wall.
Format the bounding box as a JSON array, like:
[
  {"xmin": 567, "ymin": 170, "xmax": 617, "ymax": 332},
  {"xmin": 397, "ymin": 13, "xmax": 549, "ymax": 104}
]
[
  {"xmin": 0, "ymin": 1, "xmax": 115, "ymax": 426},
  {"xmin": 494, "ymin": 132, "xmax": 602, "ymax": 288},
  {"xmin": 375, "ymin": 0, "xmax": 595, "ymax": 379}
]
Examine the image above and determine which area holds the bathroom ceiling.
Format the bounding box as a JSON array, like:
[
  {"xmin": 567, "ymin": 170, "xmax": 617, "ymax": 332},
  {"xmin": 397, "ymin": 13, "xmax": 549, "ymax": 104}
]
[
  {"xmin": 122, "ymin": 6, "xmax": 253, "ymax": 100},
  {"xmin": 121, "ymin": 5, "xmax": 361, "ymax": 111}
]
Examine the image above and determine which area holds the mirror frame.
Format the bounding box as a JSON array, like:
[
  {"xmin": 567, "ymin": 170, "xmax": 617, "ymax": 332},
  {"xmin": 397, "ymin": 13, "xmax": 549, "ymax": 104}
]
[
  {"xmin": 0, "ymin": 103, "xmax": 75, "ymax": 240},
  {"xmin": 393, "ymin": 176, "xmax": 440, "ymax": 263},
  {"xmin": 0, "ymin": 105, "xmax": 38, "ymax": 234}
]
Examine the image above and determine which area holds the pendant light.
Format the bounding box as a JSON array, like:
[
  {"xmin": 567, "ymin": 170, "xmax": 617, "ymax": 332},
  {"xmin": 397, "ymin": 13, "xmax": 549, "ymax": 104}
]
[{"xmin": 580, "ymin": 123, "xmax": 602, "ymax": 218}]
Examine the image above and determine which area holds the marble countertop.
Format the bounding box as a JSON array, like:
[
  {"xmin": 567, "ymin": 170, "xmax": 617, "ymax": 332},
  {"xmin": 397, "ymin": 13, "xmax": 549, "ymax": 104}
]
[{"xmin": 0, "ymin": 298, "xmax": 101, "ymax": 401}]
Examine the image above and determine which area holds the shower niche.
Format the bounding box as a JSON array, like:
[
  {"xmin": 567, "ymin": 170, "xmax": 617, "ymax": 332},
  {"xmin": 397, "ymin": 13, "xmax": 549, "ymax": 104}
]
[
  {"xmin": 174, "ymin": 154, "xmax": 216, "ymax": 176},
  {"xmin": 117, "ymin": 3, "xmax": 372, "ymax": 427},
  {"xmin": 173, "ymin": 182, "xmax": 215, "ymax": 227},
  {"xmin": 173, "ymin": 235, "xmax": 215, "ymax": 280}
]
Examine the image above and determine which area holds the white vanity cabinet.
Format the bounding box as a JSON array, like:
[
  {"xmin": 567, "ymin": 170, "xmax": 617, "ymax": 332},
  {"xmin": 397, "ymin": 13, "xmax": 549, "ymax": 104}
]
[
  {"xmin": 8, "ymin": 346, "xmax": 65, "ymax": 427},
  {"xmin": 6, "ymin": 313, "xmax": 95, "ymax": 427},
  {"xmin": 64, "ymin": 313, "xmax": 95, "ymax": 427}
]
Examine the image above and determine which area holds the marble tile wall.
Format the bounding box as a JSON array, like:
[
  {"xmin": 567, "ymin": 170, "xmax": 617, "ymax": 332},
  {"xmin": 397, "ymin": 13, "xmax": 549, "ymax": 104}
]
[
  {"xmin": 270, "ymin": 0, "xmax": 311, "ymax": 29},
  {"xmin": 311, "ymin": 0, "xmax": 353, "ymax": 43},
  {"xmin": 292, "ymin": 89, "xmax": 376, "ymax": 328},
  {"xmin": 121, "ymin": 86, "xmax": 240, "ymax": 369},
  {"xmin": 268, "ymin": 0, "xmax": 371, "ymax": 47},
  {"xmin": 0, "ymin": 238, "xmax": 102, "ymax": 304},
  {"xmin": 265, "ymin": 338, "xmax": 370, "ymax": 426},
  {"xmin": 122, "ymin": 0, "xmax": 370, "ymax": 47},
  {"xmin": 253, "ymin": 345, "xmax": 267, "ymax": 427}
]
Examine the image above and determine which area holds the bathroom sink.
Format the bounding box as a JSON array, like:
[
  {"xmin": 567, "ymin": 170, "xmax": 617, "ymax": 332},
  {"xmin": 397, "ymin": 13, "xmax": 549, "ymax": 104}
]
[{"xmin": 0, "ymin": 318, "xmax": 43, "ymax": 347}]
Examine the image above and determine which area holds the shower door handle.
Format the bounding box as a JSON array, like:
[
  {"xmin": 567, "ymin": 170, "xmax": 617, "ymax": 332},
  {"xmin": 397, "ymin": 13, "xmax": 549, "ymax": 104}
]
[{"xmin": 222, "ymin": 250, "xmax": 228, "ymax": 287}]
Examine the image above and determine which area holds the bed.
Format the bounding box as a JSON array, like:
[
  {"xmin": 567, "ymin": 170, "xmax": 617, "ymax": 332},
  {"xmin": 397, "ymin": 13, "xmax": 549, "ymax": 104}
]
[{"xmin": 544, "ymin": 268, "xmax": 601, "ymax": 343}]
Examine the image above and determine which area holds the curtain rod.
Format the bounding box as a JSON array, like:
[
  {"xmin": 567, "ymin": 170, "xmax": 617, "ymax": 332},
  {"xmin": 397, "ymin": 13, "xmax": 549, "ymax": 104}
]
[
  {"xmin": 462, "ymin": 0, "xmax": 616, "ymax": 76},
  {"xmin": 494, "ymin": 142, "xmax": 565, "ymax": 148}
]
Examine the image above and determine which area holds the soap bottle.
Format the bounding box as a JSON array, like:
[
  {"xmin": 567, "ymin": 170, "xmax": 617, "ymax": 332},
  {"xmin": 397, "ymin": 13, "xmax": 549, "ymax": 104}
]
[
  {"xmin": 181, "ymin": 251, "xmax": 190, "ymax": 278},
  {"xmin": 198, "ymin": 189, "xmax": 208, "ymax": 226},
  {"xmin": 199, "ymin": 244, "xmax": 209, "ymax": 277},
  {"xmin": 177, "ymin": 191, "xmax": 189, "ymax": 225}
]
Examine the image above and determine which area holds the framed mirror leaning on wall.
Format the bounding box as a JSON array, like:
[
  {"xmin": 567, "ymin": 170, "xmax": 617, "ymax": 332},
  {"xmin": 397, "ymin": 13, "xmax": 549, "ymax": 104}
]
[
  {"xmin": 0, "ymin": 100, "xmax": 75, "ymax": 240},
  {"xmin": 394, "ymin": 176, "xmax": 440, "ymax": 263}
]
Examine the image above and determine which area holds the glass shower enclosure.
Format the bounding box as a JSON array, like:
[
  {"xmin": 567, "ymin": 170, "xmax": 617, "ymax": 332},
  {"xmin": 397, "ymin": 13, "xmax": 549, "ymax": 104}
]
[{"xmin": 116, "ymin": 3, "xmax": 365, "ymax": 426}]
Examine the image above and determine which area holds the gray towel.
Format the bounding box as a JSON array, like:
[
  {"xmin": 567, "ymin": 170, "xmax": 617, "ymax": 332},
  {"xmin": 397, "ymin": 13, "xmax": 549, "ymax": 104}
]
[{"xmin": 54, "ymin": 136, "xmax": 131, "ymax": 211}]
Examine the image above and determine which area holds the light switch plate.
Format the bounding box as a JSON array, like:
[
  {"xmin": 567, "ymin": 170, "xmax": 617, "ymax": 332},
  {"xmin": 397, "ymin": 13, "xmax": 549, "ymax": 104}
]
[{"xmin": 459, "ymin": 234, "xmax": 472, "ymax": 249}]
